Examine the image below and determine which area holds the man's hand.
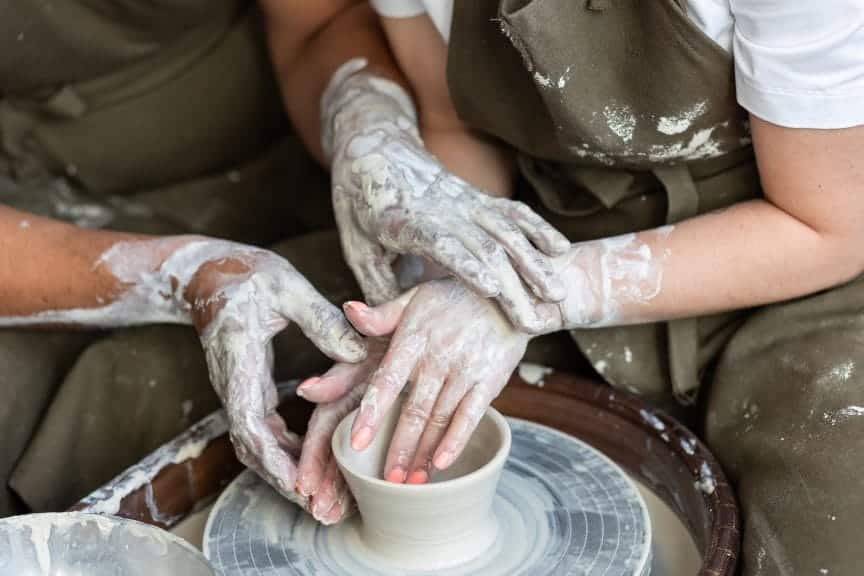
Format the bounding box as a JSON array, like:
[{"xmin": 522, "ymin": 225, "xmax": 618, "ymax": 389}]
[
  {"xmin": 177, "ymin": 240, "xmax": 367, "ymax": 503},
  {"xmin": 298, "ymin": 279, "xmax": 529, "ymax": 485},
  {"xmin": 322, "ymin": 60, "xmax": 570, "ymax": 332}
]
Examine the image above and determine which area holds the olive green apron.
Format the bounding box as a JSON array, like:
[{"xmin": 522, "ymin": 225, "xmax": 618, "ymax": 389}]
[
  {"xmin": 448, "ymin": 0, "xmax": 759, "ymax": 405},
  {"xmin": 447, "ymin": 3, "xmax": 864, "ymax": 574},
  {"xmin": 0, "ymin": 0, "xmax": 332, "ymax": 244},
  {"xmin": 0, "ymin": 1, "xmax": 353, "ymax": 516}
]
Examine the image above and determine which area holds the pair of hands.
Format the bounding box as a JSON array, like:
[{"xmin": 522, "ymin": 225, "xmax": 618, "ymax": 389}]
[
  {"xmin": 187, "ymin": 61, "xmax": 570, "ymax": 524},
  {"xmin": 183, "ymin": 247, "xmax": 534, "ymax": 525}
]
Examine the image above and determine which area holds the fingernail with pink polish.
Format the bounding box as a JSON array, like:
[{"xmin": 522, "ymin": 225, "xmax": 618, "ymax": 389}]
[
  {"xmin": 351, "ymin": 427, "xmax": 373, "ymax": 451},
  {"xmin": 297, "ymin": 377, "xmax": 321, "ymax": 397},
  {"xmin": 385, "ymin": 467, "xmax": 406, "ymax": 483},
  {"xmin": 312, "ymin": 491, "xmax": 334, "ymax": 519},
  {"xmin": 406, "ymin": 469, "xmax": 428, "ymax": 485},
  {"xmin": 343, "ymin": 301, "xmax": 369, "ymax": 314}
]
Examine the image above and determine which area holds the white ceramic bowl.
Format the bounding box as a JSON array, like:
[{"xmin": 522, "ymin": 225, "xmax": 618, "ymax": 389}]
[{"xmin": 0, "ymin": 512, "xmax": 216, "ymax": 576}]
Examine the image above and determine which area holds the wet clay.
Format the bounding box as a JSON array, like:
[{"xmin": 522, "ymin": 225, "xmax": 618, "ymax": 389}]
[{"xmin": 331, "ymin": 405, "xmax": 511, "ymax": 571}]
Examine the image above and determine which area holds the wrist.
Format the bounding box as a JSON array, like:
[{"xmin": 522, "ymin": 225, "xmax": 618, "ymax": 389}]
[
  {"xmin": 320, "ymin": 58, "xmax": 420, "ymax": 162},
  {"xmin": 550, "ymin": 231, "xmax": 670, "ymax": 330},
  {"xmin": 550, "ymin": 245, "xmax": 605, "ymax": 330},
  {"xmin": 97, "ymin": 236, "xmax": 261, "ymax": 327}
]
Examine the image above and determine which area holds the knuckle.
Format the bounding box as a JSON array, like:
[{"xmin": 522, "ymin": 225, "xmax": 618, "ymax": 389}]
[
  {"xmin": 500, "ymin": 220, "xmax": 523, "ymax": 237},
  {"xmin": 484, "ymin": 240, "xmax": 508, "ymax": 264},
  {"xmin": 513, "ymin": 201, "xmax": 540, "ymax": 220},
  {"xmin": 429, "ymin": 410, "xmax": 452, "ymax": 429},
  {"xmin": 432, "ymin": 235, "xmax": 459, "ymax": 256},
  {"xmin": 534, "ymin": 254, "xmax": 554, "ymax": 272},
  {"xmin": 309, "ymin": 302, "xmax": 343, "ymax": 333},
  {"xmin": 403, "ymin": 402, "xmax": 431, "ymax": 425},
  {"xmin": 374, "ymin": 369, "xmax": 402, "ymax": 392},
  {"xmin": 511, "ymin": 200, "xmax": 530, "ymax": 213}
]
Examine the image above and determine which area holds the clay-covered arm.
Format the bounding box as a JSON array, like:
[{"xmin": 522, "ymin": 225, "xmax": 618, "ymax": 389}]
[
  {"xmin": 262, "ymin": 5, "xmax": 569, "ymax": 328},
  {"xmin": 0, "ymin": 205, "xmax": 366, "ymax": 507},
  {"xmin": 535, "ymin": 119, "xmax": 864, "ymax": 330},
  {"xmin": 297, "ymin": 119, "xmax": 864, "ymax": 488}
]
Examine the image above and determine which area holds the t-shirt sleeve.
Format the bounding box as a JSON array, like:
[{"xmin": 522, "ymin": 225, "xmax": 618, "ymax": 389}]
[
  {"xmin": 369, "ymin": 0, "xmax": 427, "ymax": 19},
  {"xmin": 730, "ymin": 0, "xmax": 864, "ymax": 129}
]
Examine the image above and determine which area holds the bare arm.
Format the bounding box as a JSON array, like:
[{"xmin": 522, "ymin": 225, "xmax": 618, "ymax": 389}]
[
  {"xmin": 260, "ymin": 0, "xmax": 405, "ymax": 163},
  {"xmin": 543, "ymin": 119, "xmax": 864, "ymax": 329},
  {"xmin": 361, "ymin": 15, "xmax": 864, "ymax": 324},
  {"xmin": 356, "ymin": 23, "xmax": 864, "ymax": 324},
  {"xmin": 0, "ymin": 205, "xmax": 366, "ymax": 506},
  {"xmin": 306, "ymin": 118, "xmax": 864, "ymax": 485},
  {"xmin": 0, "ymin": 208, "xmax": 153, "ymax": 321}
]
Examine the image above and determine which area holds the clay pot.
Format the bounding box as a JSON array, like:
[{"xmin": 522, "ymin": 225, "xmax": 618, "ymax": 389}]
[{"xmin": 332, "ymin": 404, "xmax": 511, "ymax": 571}]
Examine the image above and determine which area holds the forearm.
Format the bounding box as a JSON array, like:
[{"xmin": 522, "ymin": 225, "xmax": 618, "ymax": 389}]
[
  {"xmin": 0, "ymin": 207, "xmax": 244, "ymax": 327},
  {"xmin": 261, "ymin": 0, "xmax": 406, "ymax": 163},
  {"xmin": 0, "ymin": 207, "xmax": 144, "ymax": 320},
  {"xmin": 550, "ymin": 198, "xmax": 864, "ymax": 329}
]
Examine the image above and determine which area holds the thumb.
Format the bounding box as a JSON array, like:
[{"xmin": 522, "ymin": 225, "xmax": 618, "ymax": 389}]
[{"xmin": 343, "ymin": 287, "xmax": 417, "ymax": 337}]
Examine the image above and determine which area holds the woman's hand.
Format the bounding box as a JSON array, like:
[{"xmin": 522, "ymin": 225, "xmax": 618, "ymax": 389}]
[
  {"xmin": 298, "ymin": 279, "xmax": 529, "ymax": 485},
  {"xmin": 322, "ymin": 60, "xmax": 570, "ymax": 332},
  {"xmin": 293, "ymin": 339, "xmax": 388, "ymax": 524}
]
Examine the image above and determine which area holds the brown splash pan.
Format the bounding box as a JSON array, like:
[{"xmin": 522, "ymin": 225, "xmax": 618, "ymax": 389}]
[{"xmin": 76, "ymin": 371, "xmax": 739, "ymax": 575}]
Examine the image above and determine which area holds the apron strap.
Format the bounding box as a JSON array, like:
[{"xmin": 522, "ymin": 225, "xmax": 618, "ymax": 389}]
[{"xmin": 654, "ymin": 164, "xmax": 701, "ymax": 404}]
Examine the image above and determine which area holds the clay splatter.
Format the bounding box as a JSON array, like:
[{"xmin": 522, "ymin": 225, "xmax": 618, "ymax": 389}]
[
  {"xmin": 656, "ymin": 102, "xmax": 708, "ymax": 135},
  {"xmin": 694, "ymin": 461, "xmax": 716, "ymax": 495},
  {"xmin": 680, "ymin": 437, "xmax": 697, "ymax": 456},
  {"xmin": 603, "ymin": 105, "xmax": 637, "ymax": 143},
  {"xmin": 647, "ymin": 126, "xmax": 723, "ymax": 162},
  {"xmin": 518, "ymin": 362, "xmax": 554, "ymax": 388},
  {"xmin": 533, "ymin": 71, "xmax": 553, "ymax": 88},
  {"xmin": 557, "ymin": 66, "xmax": 573, "ymax": 89},
  {"xmin": 639, "ymin": 409, "xmax": 666, "ymax": 432}
]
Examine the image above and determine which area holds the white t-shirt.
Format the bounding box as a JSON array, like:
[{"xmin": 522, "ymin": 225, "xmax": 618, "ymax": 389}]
[{"xmin": 371, "ymin": 0, "xmax": 864, "ymax": 129}]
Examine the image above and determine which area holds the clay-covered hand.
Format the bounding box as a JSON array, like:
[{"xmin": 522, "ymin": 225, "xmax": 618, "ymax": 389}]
[
  {"xmin": 293, "ymin": 339, "xmax": 388, "ymax": 524},
  {"xmin": 321, "ymin": 59, "xmax": 570, "ymax": 332},
  {"xmin": 176, "ymin": 240, "xmax": 367, "ymax": 505},
  {"xmin": 298, "ymin": 279, "xmax": 529, "ymax": 485}
]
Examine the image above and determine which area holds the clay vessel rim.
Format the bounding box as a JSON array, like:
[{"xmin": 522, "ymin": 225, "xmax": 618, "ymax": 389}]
[{"xmin": 332, "ymin": 407, "xmax": 512, "ymax": 492}]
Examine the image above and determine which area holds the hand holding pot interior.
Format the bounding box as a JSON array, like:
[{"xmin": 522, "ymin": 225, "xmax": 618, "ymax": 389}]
[{"xmin": 303, "ymin": 279, "xmax": 528, "ymax": 484}]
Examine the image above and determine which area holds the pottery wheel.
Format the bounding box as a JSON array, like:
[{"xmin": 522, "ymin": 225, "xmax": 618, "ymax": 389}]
[{"xmin": 204, "ymin": 418, "xmax": 652, "ymax": 575}]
